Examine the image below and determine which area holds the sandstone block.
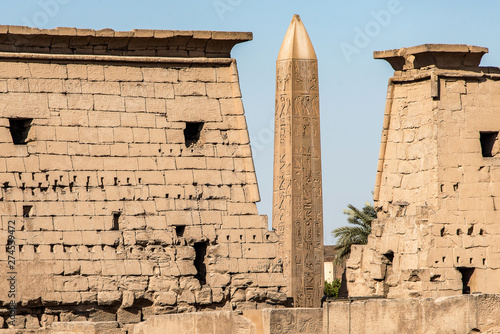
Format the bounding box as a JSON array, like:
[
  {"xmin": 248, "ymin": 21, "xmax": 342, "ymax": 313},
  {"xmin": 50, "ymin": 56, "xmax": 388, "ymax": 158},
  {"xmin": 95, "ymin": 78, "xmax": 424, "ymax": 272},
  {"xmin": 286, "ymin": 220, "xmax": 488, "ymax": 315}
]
[
  {"xmin": 174, "ymin": 82, "xmax": 206, "ymax": 96},
  {"xmin": 120, "ymin": 82, "xmax": 154, "ymax": 97},
  {"xmin": 100, "ymin": 231, "xmax": 121, "ymax": 246},
  {"xmin": 227, "ymin": 203, "xmax": 258, "ymax": 215},
  {"xmin": 160, "ymin": 262, "xmax": 181, "ymax": 276},
  {"xmin": 126, "ymin": 97, "xmax": 147, "ymax": 113},
  {"xmin": 142, "ymin": 67, "xmax": 178, "ymax": 83},
  {"xmin": 124, "ymin": 260, "xmax": 142, "ymax": 276},
  {"xmin": 243, "ymin": 184, "xmax": 261, "ymax": 203},
  {"xmin": 60, "ymin": 291, "xmax": 81, "ymax": 305},
  {"xmin": 60, "ymin": 110, "xmax": 89, "ymax": 126},
  {"xmin": 231, "ymin": 288, "xmax": 247, "ymax": 302},
  {"xmin": 242, "ymin": 243, "xmax": 276, "ymax": 259},
  {"xmin": 29, "ymin": 63, "xmax": 67, "ymax": 79},
  {"xmin": 104, "ymin": 66, "xmax": 143, "ymax": 82},
  {"xmin": 25, "ymin": 314, "xmax": 40, "ymax": 329},
  {"xmin": 94, "ymin": 95, "xmax": 125, "ymax": 112},
  {"xmin": 133, "ymin": 127, "xmax": 150, "ymax": 142},
  {"xmin": 117, "ymin": 308, "xmax": 142, "ymax": 324},
  {"xmin": 85, "ymin": 64, "xmax": 105, "ymax": 81},
  {"xmin": 179, "ymin": 67, "xmax": 216, "ymax": 82},
  {"xmin": 216, "ymin": 64, "xmax": 238, "ymax": 83},
  {"xmin": 40, "ymin": 314, "xmax": 56, "ymax": 328},
  {"xmin": 212, "ymin": 288, "xmax": 226, "ymax": 304},
  {"xmin": 166, "ymin": 97, "xmax": 221, "ymax": 122},
  {"xmin": 176, "ymin": 157, "xmax": 206, "ymax": 170},
  {"xmin": 78, "ymin": 127, "xmax": 100, "ymax": 144},
  {"xmin": 206, "ymin": 273, "xmax": 231, "ymax": 288},
  {"xmin": 67, "ymin": 64, "xmax": 88, "ymax": 79},
  {"xmin": 82, "ymin": 81, "xmax": 121, "ymax": 95},
  {"xmin": 177, "ymin": 246, "xmax": 196, "ymax": 260},
  {"xmin": 80, "ymin": 261, "xmax": 101, "ymax": 276},
  {"xmin": 206, "ymin": 82, "xmax": 241, "ymax": 99},
  {"xmin": 196, "ymin": 286, "xmax": 213, "ymax": 305},
  {"xmin": 156, "ymin": 291, "xmax": 178, "ymax": 306},
  {"xmin": 219, "ymin": 98, "xmax": 245, "ymax": 116},
  {"xmin": 149, "ymin": 129, "xmax": 167, "ymax": 143},
  {"xmin": 98, "ymin": 291, "xmax": 122, "ymax": 306},
  {"xmin": 102, "ymin": 260, "xmax": 126, "ymax": 276},
  {"xmin": 210, "ymin": 257, "xmax": 239, "ymax": 274},
  {"xmin": 154, "ymin": 83, "xmax": 175, "ymax": 99},
  {"xmin": 0, "ymin": 62, "xmax": 30, "ymax": 78},
  {"xmin": 193, "ymin": 170, "xmax": 222, "ymax": 185},
  {"xmin": 178, "ymin": 290, "xmax": 196, "ymax": 304},
  {"xmin": 0, "ymin": 92, "xmax": 49, "ymax": 118},
  {"xmin": 177, "ymin": 261, "xmax": 198, "ymax": 276},
  {"xmin": 67, "ymin": 94, "xmax": 93, "ymax": 110},
  {"xmin": 48, "ymin": 93, "xmax": 68, "ymax": 109},
  {"xmin": 52, "ymin": 321, "xmax": 121, "ymax": 332},
  {"xmin": 8, "ymin": 78, "xmax": 29, "ymax": 92},
  {"xmin": 164, "ymin": 170, "xmax": 193, "ymax": 184}
]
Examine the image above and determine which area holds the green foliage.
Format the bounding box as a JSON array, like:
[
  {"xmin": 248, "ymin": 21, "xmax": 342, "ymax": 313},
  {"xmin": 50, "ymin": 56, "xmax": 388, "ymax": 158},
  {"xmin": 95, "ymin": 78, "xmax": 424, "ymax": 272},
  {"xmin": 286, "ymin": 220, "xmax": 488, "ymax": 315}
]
[
  {"xmin": 332, "ymin": 202, "xmax": 377, "ymax": 265},
  {"xmin": 324, "ymin": 279, "xmax": 341, "ymax": 297}
]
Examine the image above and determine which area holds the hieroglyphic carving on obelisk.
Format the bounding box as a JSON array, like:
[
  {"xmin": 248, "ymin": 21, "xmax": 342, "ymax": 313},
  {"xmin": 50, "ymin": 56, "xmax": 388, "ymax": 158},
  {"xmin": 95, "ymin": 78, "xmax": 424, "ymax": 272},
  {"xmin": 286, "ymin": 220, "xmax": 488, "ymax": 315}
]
[{"xmin": 272, "ymin": 14, "xmax": 324, "ymax": 308}]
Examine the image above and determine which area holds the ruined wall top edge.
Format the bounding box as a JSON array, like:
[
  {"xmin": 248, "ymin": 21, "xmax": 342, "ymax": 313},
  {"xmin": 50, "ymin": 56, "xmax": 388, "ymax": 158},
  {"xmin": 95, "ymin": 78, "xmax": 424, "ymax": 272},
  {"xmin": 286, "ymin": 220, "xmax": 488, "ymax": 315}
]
[
  {"xmin": 374, "ymin": 44, "xmax": 489, "ymax": 71},
  {"xmin": 0, "ymin": 25, "xmax": 253, "ymax": 58}
]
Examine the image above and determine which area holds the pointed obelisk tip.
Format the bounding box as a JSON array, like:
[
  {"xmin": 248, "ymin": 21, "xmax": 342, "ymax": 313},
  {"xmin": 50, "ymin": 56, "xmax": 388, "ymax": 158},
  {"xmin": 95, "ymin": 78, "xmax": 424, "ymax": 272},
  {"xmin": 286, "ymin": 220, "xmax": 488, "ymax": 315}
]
[{"xmin": 277, "ymin": 14, "xmax": 316, "ymax": 61}]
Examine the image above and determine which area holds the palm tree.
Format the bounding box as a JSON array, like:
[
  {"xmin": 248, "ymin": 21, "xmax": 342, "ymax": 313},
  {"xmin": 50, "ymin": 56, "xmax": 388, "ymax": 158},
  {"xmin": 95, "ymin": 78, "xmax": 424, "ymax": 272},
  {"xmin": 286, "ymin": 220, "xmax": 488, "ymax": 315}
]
[{"xmin": 332, "ymin": 202, "xmax": 377, "ymax": 265}]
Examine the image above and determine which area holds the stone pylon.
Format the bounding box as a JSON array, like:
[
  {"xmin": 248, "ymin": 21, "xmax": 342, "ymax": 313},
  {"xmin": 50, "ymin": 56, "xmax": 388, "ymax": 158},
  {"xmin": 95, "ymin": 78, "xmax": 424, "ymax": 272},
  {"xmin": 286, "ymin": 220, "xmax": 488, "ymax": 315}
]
[{"xmin": 272, "ymin": 14, "xmax": 324, "ymax": 308}]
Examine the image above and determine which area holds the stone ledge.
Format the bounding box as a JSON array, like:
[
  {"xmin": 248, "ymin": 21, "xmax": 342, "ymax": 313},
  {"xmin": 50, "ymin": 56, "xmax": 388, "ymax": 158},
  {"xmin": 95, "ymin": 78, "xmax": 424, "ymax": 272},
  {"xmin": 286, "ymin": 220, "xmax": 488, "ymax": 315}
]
[
  {"xmin": 0, "ymin": 26, "xmax": 253, "ymax": 58},
  {"xmin": 0, "ymin": 52, "xmax": 234, "ymax": 65},
  {"xmin": 374, "ymin": 44, "xmax": 488, "ymax": 71}
]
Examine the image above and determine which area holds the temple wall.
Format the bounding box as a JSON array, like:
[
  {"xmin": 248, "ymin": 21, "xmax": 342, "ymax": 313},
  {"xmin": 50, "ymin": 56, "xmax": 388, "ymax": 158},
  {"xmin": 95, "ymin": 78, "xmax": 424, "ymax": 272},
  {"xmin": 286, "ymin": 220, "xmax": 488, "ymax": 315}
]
[
  {"xmin": 4, "ymin": 294, "xmax": 500, "ymax": 333},
  {"xmin": 324, "ymin": 294, "xmax": 500, "ymax": 334},
  {"xmin": 0, "ymin": 26, "xmax": 287, "ymax": 330},
  {"xmin": 348, "ymin": 45, "xmax": 500, "ymax": 299}
]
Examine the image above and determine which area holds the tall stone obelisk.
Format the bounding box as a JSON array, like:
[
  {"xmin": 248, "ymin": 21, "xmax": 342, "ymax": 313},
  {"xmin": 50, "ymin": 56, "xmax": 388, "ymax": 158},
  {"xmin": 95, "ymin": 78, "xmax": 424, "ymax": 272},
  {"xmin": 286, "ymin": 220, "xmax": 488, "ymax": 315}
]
[{"xmin": 273, "ymin": 15, "xmax": 324, "ymax": 308}]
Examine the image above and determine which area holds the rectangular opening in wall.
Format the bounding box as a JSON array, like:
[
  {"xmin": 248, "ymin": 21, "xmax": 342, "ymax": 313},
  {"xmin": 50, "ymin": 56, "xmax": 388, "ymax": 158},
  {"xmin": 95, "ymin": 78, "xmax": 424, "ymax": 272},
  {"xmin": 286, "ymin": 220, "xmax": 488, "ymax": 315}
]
[
  {"xmin": 111, "ymin": 212, "xmax": 121, "ymax": 230},
  {"xmin": 194, "ymin": 241, "xmax": 208, "ymax": 285},
  {"xmin": 175, "ymin": 225, "xmax": 185, "ymax": 237},
  {"xmin": 23, "ymin": 205, "xmax": 33, "ymax": 218},
  {"xmin": 9, "ymin": 118, "xmax": 33, "ymax": 145},
  {"xmin": 184, "ymin": 122, "xmax": 204, "ymax": 148},
  {"xmin": 458, "ymin": 267, "xmax": 476, "ymax": 294},
  {"xmin": 383, "ymin": 251, "xmax": 394, "ymax": 264},
  {"xmin": 480, "ymin": 131, "xmax": 498, "ymax": 157}
]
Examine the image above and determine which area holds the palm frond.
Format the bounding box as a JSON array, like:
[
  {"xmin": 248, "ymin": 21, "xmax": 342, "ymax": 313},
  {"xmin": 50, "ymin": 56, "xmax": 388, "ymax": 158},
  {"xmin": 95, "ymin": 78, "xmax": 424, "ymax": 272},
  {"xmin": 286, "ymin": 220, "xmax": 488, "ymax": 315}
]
[{"xmin": 332, "ymin": 201, "xmax": 377, "ymax": 265}]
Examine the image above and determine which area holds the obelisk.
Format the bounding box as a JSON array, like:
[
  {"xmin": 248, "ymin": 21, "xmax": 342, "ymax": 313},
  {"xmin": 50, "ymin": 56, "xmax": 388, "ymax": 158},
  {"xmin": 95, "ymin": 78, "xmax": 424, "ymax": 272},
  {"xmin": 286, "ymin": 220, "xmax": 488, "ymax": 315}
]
[{"xmin": 273, "ymin": 15, "xmax": 324, "ymax": 308}]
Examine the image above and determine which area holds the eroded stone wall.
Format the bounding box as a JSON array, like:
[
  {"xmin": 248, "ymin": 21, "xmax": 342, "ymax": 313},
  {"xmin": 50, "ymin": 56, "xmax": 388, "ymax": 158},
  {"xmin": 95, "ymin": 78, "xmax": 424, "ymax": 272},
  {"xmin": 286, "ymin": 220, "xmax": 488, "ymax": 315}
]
[
  {"xmin": 0, "ymin": 27, "xmax": 287, "ymax": 330},
  {"xmin": 325, "ymin": 294, "xmax": 500, "ymax": 334},
  {"xmin": 348, "ymin": 45, "xmax": 500, "ymax": 298}
]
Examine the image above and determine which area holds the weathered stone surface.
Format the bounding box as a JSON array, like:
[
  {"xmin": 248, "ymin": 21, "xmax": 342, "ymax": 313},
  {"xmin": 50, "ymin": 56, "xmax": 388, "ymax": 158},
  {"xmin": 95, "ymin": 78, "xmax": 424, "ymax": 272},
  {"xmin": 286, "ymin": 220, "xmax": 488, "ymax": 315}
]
[
  {"xmin": 272, "ymin": 15, "xmax": 324, "ymax": 308},
  {"xmin": 98, "ymin": 291, "xmax": 122, "ymax": 306},
  {"xmin": 349, "ymin": 44, "xmax": 500, "ymax": 299},
  {"xmin": 0, "ymin": 24, "xmax": 285, "ymax": 326},
  {"xmin": 156, "ymin": 291, "xmax": 177, "ymax": 306},
  {"xmin": 51, "ymin": 321, "xmax": 123, "ymax": 333},
  {"xmin": 325, "ymin": 294, "xmax": 500, "ymax": 334},
  {"xmin": 132, "ymin": 311, "xmax": 257, "ymax": 334},
  {"xmin": 117, "ymin": 307, "xmax": 142, "ymax": 324}
]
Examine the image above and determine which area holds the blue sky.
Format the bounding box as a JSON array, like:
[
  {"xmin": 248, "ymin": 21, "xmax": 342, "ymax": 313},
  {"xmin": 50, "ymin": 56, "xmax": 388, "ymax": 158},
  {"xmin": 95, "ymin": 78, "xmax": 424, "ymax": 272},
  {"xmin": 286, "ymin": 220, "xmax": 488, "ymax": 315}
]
[{"xmin": 2, "ymin": 0, "xmax": 500, "ymax": 244}]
